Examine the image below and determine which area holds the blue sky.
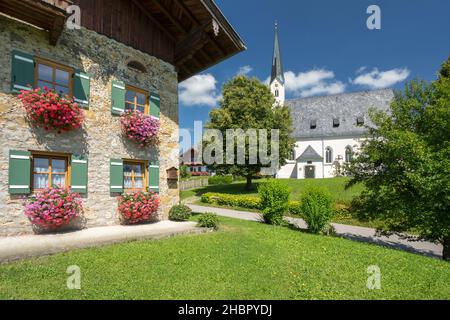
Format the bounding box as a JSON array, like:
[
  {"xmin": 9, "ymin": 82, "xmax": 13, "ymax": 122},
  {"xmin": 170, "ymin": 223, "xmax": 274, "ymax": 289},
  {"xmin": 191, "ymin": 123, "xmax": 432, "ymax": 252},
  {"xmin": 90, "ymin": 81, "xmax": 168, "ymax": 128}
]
[{"xmin": 179, "ymin": 0, "xmax": 450, "ymax": 151}]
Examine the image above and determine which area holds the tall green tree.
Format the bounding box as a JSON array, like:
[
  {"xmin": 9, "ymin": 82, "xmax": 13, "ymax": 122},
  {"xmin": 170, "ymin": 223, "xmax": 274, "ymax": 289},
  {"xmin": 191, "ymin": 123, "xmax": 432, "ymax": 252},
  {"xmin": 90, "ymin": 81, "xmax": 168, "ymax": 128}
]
[
  {"xmin": 346, "ymin": 57, "xmax": 450, "ymax": 260},
  {"xmin": 205, "ymin": 76, "xmax": 294, "ymax": 190}
]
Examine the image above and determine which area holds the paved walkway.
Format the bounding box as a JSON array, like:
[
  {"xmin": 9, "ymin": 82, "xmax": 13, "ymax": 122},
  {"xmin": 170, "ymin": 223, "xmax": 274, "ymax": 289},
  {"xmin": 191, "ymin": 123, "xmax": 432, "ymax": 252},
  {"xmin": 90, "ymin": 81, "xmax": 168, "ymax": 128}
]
[
  {"xmin": 0, "ymin": 221, "xmax": 203, "ymax": 263},
  {"xmin": 188, "ymin": 204, "xmax": 443, "ymax": 258}
]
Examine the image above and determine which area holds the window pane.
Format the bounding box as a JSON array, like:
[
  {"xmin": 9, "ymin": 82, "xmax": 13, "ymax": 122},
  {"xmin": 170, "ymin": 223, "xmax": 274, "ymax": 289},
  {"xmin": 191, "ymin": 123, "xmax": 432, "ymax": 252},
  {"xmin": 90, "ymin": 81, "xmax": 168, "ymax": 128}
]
[
  {"xmin": 52, "ymin": 175, "xmax": 66, "ymax": 188},
  {"xmin": 55, "ymin": 85, "xmax": 69, "ymax": 96},
  {"xmin": 34, "ymin": 158, "xmax": 49, "ymax": 173},
  {"xmin": 38, "ymin": 64, "xmax": 53, "ymax": 82},
  {"xmin": 55, "ymin": 69, "xmax": 69, "ymax": 86},
  {"xmin": 124, "ymin": 177, "xmax": 132, "ymax": 189},
  {"xmin": 134, "ymin": 177, "xmax": 143, "ymax": 189},
  {"xmin": 33, "ymin": 174, "xmax": 49, "ymax": 189},
  {"xmin": 136, "ymin": 93, "xmax": 146, "ymax": 105},
  {"xmin": 126, "ymin": 90, "xmax": 135, "ymax": 102},
  {"xmin": 125, "ymin": 103, "xmax": 134, "ymax": 112},
  {"xmin": 136, "ymin": 106, "xmax": 145, "ymax": 113},
  {"xmin": 133, "ymin": 164, "xmax": 143, "ymax": 176},
  {"xmin": 52, "ymin": 159, "xmax": 66, "ymax": 173},
  {"xmin": 38, "ymin": 80, "xmax": 53, "ymax": 90}
]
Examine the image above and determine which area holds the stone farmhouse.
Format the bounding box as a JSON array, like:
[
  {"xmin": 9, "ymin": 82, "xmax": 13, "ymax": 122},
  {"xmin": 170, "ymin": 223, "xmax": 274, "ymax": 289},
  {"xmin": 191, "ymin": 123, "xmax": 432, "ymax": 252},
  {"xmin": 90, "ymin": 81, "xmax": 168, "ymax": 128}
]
[{"xmin": 0, "ymin": 0, "xmax": 245, "ymax": 236}]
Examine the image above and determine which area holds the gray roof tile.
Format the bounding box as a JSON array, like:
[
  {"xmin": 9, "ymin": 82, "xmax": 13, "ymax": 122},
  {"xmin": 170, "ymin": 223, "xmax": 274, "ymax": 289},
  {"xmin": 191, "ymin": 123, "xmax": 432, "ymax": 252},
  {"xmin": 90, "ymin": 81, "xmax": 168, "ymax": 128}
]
[{"xmin": 286, "ymin": 89, "xmax": 394, "ymax": 139}]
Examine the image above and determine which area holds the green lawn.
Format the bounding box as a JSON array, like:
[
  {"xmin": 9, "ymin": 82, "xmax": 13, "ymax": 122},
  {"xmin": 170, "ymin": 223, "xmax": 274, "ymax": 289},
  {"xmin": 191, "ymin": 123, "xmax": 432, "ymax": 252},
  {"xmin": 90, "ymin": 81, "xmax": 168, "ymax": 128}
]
[
  {"xmin": 181, "ymin": 177, "xmax": 364, "ymax": 204},
  {"xmin": 1, "ymin": 216, "xmax": 449, "ymax": 300}
]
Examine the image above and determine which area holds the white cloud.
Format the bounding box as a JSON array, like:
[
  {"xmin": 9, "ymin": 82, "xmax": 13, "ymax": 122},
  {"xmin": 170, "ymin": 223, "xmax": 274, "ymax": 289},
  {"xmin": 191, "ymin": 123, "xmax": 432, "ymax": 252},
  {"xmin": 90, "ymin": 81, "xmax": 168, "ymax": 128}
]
[
  {"xmin": 266, "ymin": 68, "xmax": 346, "ymax": 98},
  {"xmin": 237, "ymin": 65, "xmax": 253, "ymax": 75},
  {"xmin": 351, "ymin": 67, "xmax": 410, "ymax": 89},
  {"xmin": 179, "ymin": 73, "xmax": 220, "ymax": 107},
  {"xmin": 356, "ymin": 66, "xmax": 368, "ymax": 74}
]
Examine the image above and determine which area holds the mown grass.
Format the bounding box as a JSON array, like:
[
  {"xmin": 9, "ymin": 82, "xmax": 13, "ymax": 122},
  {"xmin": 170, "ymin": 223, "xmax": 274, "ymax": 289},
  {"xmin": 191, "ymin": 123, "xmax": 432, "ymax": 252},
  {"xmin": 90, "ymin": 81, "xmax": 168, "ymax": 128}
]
[{"xmin": 0, "ymin": 216, "xmax": 448, "ymax": 300}]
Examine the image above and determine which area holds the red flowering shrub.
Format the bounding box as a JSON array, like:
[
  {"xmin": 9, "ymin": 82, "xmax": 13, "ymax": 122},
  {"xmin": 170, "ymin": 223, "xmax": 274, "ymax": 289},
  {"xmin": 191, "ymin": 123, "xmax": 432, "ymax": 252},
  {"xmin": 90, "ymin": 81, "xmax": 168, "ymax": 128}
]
[
  {"xmin": 120, "ymin": 111, "xmax": 159, "ymax": 147},
  {"xmin": 24, "ymin": 187, "xmax": 82, "ymax": 230},
  {"xmin": 18, "ymin": 87, "xmax": 84, "ymax": 133},
  {"xmin": 117, "ymin": 191, "xmax": 159, "ymax": 225},
  {"xmin": 191, "ymin": 172, "xmax": 210, "ymax": 176}
]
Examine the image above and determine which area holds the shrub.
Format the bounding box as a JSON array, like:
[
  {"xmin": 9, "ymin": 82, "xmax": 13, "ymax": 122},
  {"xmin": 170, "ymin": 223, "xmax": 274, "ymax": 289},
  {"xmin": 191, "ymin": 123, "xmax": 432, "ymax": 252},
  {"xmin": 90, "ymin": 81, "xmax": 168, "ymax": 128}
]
[
  {"xmin": 208, "ymin": 175, "xmax": 233, "ymax": 185},
  {"xmin": 201, "ymin": 193, "xmax": 261, "ymax": 210},
  {"xmin": 169, "ymin": 205, "xmax": 192, "ymax": 221},
  {"xmin": 288, "ymin": 201, "xmax": 302, "ymax": 216},
  {"xmin": 258, "ymin": 180, "xmax": 290, "ymax": 225},
  {"xmin": 120, "ymin": 110, "xmax": 159, "ymax": 147},
  {"xmin": 180, "ymin": 165, "xmax": 191, "ymax": 179},
  {"xmin": 300, "ymin": 187, "xmax": 334, "ymax": 234},
  {"xmin": 19, "ymin": 87, "xmax": 84, "ymax": 133},
  {"xmin": 197, "ymin": 213, "xmax": 219, "ymax": 230},
  {"xmin": 24, "ymin": 187, "xmax": 83, "ymax": 229},
  {"xmin": 117, "ymin": 191, "xmax": 159, "ymax": 225}
]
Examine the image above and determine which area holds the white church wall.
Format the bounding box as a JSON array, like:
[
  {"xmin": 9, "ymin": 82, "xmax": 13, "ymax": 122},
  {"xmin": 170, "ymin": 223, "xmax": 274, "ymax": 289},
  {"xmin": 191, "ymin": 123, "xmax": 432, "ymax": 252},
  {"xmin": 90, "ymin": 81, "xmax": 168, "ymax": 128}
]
[{"xmin": 277, "ymin": 136, "xmax": 363, "ymax": 180}]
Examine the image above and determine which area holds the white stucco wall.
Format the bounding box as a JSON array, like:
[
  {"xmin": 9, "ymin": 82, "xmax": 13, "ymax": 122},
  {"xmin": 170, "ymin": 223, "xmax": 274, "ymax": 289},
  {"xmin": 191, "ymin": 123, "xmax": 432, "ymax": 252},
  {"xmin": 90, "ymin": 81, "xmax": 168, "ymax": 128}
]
[{"xmin": 277, "ymin": 136, "xmax": 362, "ymax": 179}]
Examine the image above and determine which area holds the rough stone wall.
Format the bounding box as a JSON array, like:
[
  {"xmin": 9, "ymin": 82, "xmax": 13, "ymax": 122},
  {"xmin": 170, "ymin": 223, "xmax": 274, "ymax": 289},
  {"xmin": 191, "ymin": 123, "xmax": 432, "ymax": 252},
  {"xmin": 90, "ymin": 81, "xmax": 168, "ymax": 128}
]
[{"xmin": 0, "ymin": 15, "xmax": 180, "ymax": 236}]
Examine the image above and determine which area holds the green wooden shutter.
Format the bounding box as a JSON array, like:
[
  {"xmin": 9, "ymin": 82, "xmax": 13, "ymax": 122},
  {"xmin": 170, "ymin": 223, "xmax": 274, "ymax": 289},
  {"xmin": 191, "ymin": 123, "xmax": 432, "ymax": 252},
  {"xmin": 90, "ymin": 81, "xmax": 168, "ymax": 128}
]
[
  {"xmin": 148, "ymin": 160, "xmax": 159, "ymax": 193},
  {"xmin": 110, "ymin": 159, "xmax": 123, "ymax": 193},
  {"xmin": 73, "ymin": 70, "xmax": 90, "ymax": 109},
  {"xmin": 71, "ymin": 154, "xmax": 88, "ymax": 194},
  {"xmin": 111, "ymin": 80, "xmax": 125, "ymax": 115},
  {"xmin": 8, "ymin": 150, "xmax": 31, "ymax": 194},
  {"xmin": 149, "ymin": 92, "xmax": 160, "ymax": 120},
  {"xmin": 11, "ymin": 50, "xmax": 35, "ymax": 93}
]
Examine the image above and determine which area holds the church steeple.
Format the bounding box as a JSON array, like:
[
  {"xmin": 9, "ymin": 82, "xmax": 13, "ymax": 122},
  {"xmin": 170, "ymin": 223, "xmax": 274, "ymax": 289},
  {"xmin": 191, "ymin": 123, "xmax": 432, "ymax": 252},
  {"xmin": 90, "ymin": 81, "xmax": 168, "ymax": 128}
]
[
  {"xmin": 271, "ymin": 21, "xmax": 285, "ymax": 85},
  {"xmin": 270, "ymin": 21, "xmax": 285, "ymax": 106}
]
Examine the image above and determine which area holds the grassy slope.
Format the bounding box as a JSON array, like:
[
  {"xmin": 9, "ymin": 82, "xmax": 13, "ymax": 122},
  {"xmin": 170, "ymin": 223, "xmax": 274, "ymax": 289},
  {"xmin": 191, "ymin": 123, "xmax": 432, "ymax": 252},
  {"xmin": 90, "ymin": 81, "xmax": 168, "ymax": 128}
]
[
  {"xmin": 181, "ymin": 177, "xmax": 364, "ymax": 203},
  {"xmin": 1, "ymin": 216, "xmax": 449, "ymax": 300}
]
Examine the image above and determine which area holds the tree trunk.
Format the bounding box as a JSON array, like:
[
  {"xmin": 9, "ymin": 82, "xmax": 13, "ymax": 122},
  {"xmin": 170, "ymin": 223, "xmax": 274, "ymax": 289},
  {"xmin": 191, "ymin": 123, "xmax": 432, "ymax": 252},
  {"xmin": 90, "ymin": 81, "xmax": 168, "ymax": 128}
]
[
  {"xmin": 245, "ymin": 176, "xmax": 253, "ymax": 191},
  {"xmin": 443, "ymin": 237, "xmax": 450, "ymax": 261}
]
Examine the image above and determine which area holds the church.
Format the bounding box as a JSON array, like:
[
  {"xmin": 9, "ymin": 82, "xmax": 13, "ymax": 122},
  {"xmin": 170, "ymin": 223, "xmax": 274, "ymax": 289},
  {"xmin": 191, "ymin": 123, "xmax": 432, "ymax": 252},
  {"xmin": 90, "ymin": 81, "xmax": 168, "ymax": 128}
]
[{"xmin": 269, "ymin": 25, "xmax": 394, "ymax": 179}]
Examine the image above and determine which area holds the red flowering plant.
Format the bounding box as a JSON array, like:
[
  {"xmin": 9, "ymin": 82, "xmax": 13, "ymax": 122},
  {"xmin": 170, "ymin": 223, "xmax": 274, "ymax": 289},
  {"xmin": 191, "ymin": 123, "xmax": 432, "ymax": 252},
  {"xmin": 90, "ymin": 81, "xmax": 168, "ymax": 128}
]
[
  {"xmin": 117, "ymin": 191, "xmax": 159, "ymax": 225},
  {"xmin": 191, "ymin": 172, "xmax": 210, "ymax": 176},
  {"xmin": 23, "ymin": 187, "xmax": 83, "ymax": 230},
  {"xmin": 120, "ymin": 111, "xmax": 159, "ymax": 148},
  {"xmin": 18, "ymin": 87, "xmax": 84, "ymax": 133}
]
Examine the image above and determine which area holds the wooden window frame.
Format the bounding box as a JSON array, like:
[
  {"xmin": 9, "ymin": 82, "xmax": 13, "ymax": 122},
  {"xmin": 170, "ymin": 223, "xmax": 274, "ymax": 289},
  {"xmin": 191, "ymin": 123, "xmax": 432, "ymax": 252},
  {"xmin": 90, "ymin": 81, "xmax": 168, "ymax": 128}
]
[
  {"xmin": 123, "ymin": 159, "xmax": 148, "ymax": 193},
  {"xmin": 34, "ymin": 57, "xmax": 74, "ymax": 97},
  {"xmin": 30, "ymin": 151, "xmax": 71, "ymax": 192},
  {"xmin": 125, "ymin": 85, "xmax": 149, "ymax": 114}
]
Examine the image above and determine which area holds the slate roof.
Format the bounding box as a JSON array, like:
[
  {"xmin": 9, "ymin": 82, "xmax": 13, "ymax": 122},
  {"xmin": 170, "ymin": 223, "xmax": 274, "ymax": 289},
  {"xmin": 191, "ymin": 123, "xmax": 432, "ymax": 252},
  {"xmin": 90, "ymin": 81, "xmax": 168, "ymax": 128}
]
[
  {"xmin": 297, "ymin": 145, "xmax": 323, "ymax": 162},
  {"xmin": 286, "ymin": 89, "xmax": 395, "ymax": 139}
]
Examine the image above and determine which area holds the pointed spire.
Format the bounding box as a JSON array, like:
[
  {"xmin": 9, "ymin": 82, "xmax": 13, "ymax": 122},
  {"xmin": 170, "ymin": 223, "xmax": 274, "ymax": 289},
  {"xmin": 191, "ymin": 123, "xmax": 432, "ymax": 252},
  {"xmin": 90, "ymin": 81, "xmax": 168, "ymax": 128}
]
[{"xmin": 271, "ymin": 21, "xmax": 285, "ymax": 85}]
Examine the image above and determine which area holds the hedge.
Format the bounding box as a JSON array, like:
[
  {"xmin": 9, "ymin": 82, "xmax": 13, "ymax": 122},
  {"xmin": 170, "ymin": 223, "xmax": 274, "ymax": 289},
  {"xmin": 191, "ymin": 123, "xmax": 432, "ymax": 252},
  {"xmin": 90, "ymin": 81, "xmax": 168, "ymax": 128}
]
[
  {"xmin": 201, "ymin": 192, "xmax": 302, "ymax": 215},
  {"xmin": 208, "ymin": 175, "xmax": 233, "ymax": 185}
]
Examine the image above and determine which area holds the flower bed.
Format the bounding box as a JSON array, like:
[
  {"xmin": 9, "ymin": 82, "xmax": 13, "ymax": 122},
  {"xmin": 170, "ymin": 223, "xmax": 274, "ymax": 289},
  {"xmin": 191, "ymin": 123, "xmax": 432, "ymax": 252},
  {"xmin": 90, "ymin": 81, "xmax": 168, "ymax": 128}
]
[
  {"xmin": 191, "ymin": 172, "xmax": 209, "ymax": 177},
  {"xmin": 24, "ymin": 187, "xmax": 83, "ymax": 230},
  {"xmin": 19, "ymin": 87, "xmax": 84, "ymax": 133},
  {"xmin": 117, "ymin": 191, "xmax": 159, "ymax": 225},
  {"xmin": 120, "ymin": 111, "xmax": 159, "ymax": 147}
]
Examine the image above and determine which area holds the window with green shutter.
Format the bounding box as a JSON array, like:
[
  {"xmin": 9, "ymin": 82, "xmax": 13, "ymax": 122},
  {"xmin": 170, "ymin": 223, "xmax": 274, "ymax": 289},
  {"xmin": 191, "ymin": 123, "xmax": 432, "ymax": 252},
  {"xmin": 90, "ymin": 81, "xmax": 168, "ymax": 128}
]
[
  {"xmin": 110, "ymin": 159, "xmax": 124, "ymax": 193},
  {"xmin": 8, "ymin": 150, "xmax": 31, "ymax": 194},
  {"xmin": 11, "ymin": 50, "xmax": 35, "ymax": 93},
  {"xmin": 111, "ymin": 80, "xmax": 125, "ymax": 115},
  {"xmin": 148, "ymin": 160, "xmax": 160, "ymax": 193},
  {"xmin": 71, "ymin": 155, "xmax": 88, "ymax": 194},
  {"xmin": 149, "ymin": 92, "xmax": 160, "ymax": 120},
  {"xmin": 73, "ymin": 70, "xmax": 90, "ymax": 109}
]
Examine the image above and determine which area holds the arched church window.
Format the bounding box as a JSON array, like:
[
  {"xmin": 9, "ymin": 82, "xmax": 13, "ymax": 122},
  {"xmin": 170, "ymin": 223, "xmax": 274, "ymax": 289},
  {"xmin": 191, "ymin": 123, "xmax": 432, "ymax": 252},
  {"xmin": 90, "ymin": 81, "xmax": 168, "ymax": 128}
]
[
  {"xmin": 345, "ymin": 146, "xmax": 353, "ymax": 162},
  {"xmin": 325, "ymin": 147, "xmax": 333, "ymax": 164},
  {"xmin": 275, "ymin": 89, "xmax": 279, "ymax": 97}
]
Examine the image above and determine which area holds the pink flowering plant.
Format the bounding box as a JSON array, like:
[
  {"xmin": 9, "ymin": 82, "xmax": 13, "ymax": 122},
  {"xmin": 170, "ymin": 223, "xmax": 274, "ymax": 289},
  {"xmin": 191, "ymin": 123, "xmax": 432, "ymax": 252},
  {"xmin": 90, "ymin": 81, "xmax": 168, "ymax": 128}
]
[
  {"xmin": 117, "ymin": 191, "xmax": 159, "ymax": 225},
  {"xmin": 18, "ymin": 87, "xmax": 84, "ymax": 133},
  {"xmin": 120, "ymin": 111, "xmax": 159, "ymax": 147},
  {"xmin": 24, "ymin": 187, "xmax": 83, "ymax": 230}
]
